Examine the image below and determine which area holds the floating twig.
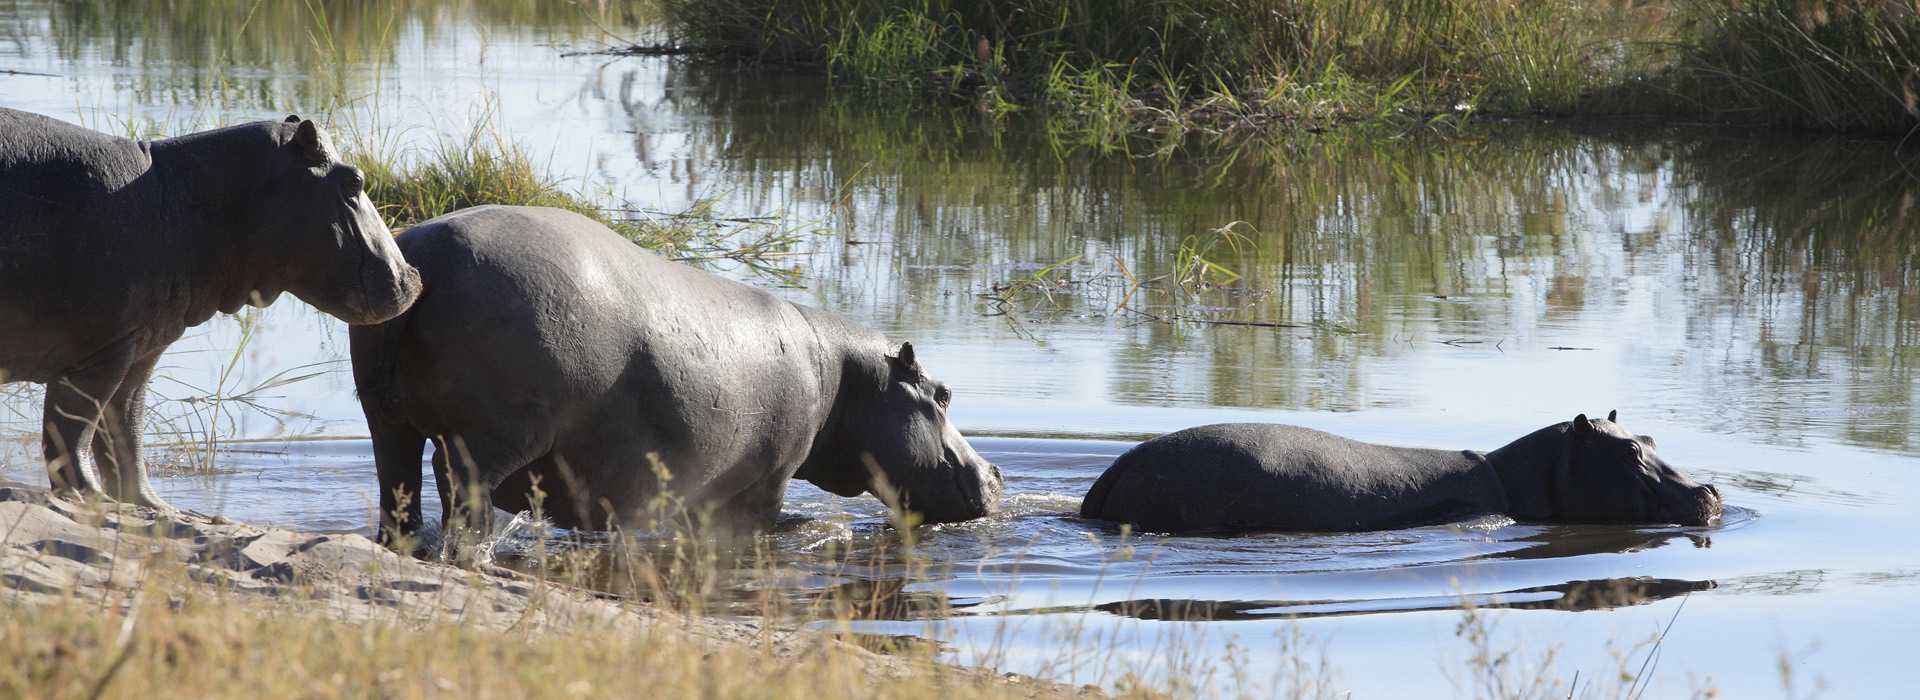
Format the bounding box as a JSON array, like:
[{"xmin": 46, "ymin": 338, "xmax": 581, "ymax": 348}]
[{"xmin": 560, "ymin": 44, "xmax": 715, "ymax": 58}]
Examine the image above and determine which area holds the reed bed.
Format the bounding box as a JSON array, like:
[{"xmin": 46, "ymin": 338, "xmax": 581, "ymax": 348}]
[{"xmin": 653, "ymin": 0, "xmax": 1920, "ymax": 138}]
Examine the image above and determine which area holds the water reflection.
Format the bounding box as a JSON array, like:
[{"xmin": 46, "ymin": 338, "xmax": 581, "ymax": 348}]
[
  {"xmin": 5, "ymin": 0, "xmax": 1917, "ymax": 454},
  {"xmin": 27, "ymin": 0, "xmax": 655, "ymax": 111},
  {"xmin": 1091, "ymin": 577, "xmax": 1716, "ymax": 622},
  {"xmin": 596, "ymin": 60, "xmax": 1920, "ymax": 450},
  {"xmin": 1475, "ymin": 525, "xmax": 1711, "ymax": 562}
]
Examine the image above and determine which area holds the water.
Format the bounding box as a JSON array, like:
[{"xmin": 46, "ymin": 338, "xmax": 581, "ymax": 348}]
[{"xmin": 4, "ymin": 1, "xmax": 1919, "ymax": 696}]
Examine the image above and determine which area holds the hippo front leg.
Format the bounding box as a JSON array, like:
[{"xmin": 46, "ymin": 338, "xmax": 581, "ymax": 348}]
[
  {"xmin": 91, "ymin": 353, "xmax": 173, "ymax": 511},
  {"xmin": 369, "ymin": 419, "xmax": 427, "ymax": 555},
  {"xmin": 41, "ymin": 350, "xmax": 136, "ymax": 500}
]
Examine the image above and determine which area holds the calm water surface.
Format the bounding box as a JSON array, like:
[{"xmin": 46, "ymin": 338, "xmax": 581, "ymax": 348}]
[{"xmin": 3, "ymin": 2, "xmax": 1918, "ymax": 697}]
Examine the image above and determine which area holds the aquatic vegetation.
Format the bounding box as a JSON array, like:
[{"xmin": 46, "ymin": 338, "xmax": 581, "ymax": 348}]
[
  {"xmin": 653, "ymin": 0, "xmax": 1920, "ymax": 137},
  {"xmin": 1660, "ymin": 0, "xmax": 1920, "ymax": 134},
  {"xmin": 348, "ymin": 120, "xmax": 817, "ymax": 282}
]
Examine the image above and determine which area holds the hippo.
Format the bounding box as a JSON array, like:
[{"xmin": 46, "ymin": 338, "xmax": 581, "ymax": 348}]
[
  {"xmin": 1079, "ymin": 413, "xmax": 1722, "ymax": 534},
  {"xmin": 349, "ymin": 205, "xmax": 1002, "ymax": 552},
  {"xmin": 0, "ymin": 109, "xmax": 422, "ymax": 511}
]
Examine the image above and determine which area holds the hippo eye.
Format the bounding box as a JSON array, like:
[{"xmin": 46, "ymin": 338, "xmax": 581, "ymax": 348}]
[{"xmin": 933, "ymin": 385, "xmax": 952, "ymax": 408}]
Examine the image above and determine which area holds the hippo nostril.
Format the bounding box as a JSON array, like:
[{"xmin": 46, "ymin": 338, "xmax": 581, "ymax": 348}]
[
  {"xmin": 988, "ymin": 463, "xmax": 1002, "ymax": 482},
  {"xmin": 1706, "ymin": 483, "xmax": 1721, "ymax": 498}
]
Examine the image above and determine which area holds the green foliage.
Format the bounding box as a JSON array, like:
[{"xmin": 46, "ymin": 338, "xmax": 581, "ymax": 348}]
[
  {"xmin": 352, "ymin": 130, "xmax": 594, "ymax": 232},
  {"xmin": 347, "ymin": 122, "xmax": 814, "ymax": 281},
  {"xmin": 1662, "ymin": 0, "xmax": 1920, "ymax": 133},
  {"xmin": 657, "ymin": 0, "xmax": 1920, "ymax": 137}
]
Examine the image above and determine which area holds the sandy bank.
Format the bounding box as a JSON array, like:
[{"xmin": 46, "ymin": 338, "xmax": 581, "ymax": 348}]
[{"xmin": 0, "ymin": 481, "xmax": 1100, "ymax": 698}]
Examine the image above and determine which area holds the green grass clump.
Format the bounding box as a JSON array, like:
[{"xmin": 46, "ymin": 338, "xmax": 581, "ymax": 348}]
[
  {"xmin": 657, "ymin": 0, "xmax": 1645, "ymax": 131},
  {"xmin": 655, "ymin": 0, "xmax": 1920, "ymax": 137},
  {"xmin": 1660, "ymin": 0, "xmax": 1920, "ymax": 133},
  {"xmin": 347, "ymin": 124, "xmax": 813, "ymax": 281},
  {"xmin": 353, "ymin": 133, "xmax": 600, "ymax": 232}
]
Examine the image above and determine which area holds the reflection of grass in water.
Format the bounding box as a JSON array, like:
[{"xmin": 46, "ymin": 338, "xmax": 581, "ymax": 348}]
[
  {"xmin": 981, "ymin": 221, "xmax": 1357, "ymax": 337},
  {"xmin": 38, "ymin": 0, "xmax": 658, "ymax": 110}
]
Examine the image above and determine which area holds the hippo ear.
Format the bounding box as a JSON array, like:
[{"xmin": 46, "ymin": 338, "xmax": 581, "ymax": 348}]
[
  {"xmin": 284, "ymin": 114, "xmax": 301, "ymax": 123},
  {"xmin": 891, "ymin": 342, "xmax": 921, "ymax": 373},
  {"xmin": 291, "ymin": 119, "xmax": 330, "ymax": 163},
  {"xmin": 1572, "ymin": 413, "xmax": 1593, "ymax": 436},
  {"xmin": 1608, "ymin": 409, "xmax": 1618, "ymax": 423}
]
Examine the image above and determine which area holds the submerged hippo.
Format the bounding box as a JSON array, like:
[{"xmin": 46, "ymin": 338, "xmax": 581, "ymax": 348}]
[
  {"xmin": 0, "ymin": 109, "xmax": 421, "ymax": 510},
  {"xmin": 1080, "ymin": 413, "xmax": 1722, "ymax": 534},
  {"xmin": 349, "ymin": 205, "xmax": 1003, "ymax": 549}
]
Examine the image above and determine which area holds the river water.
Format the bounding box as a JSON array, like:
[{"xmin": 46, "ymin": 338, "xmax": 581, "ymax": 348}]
[{"xmin": 2, "ymin": 2, "xmax": 1917, "ymax": 697}]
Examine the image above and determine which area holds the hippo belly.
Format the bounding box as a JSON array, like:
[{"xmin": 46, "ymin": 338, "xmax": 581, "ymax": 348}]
[{"xmin": 1078, "ymin": 423, "xmax": 1507, "ymax": 534}]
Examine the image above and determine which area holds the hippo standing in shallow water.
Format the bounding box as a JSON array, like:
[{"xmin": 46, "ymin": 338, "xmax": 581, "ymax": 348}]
[
  {"xmin": 350, "ymin": 205, "xmax": 1003, "ymax": 550},
  {"xmin": 1080, "ymin": 413, "xmax": 1722, "ymax": 534},
  {"xmin": 0, "ymin": 109, "xmax": 422, "ymax": 511}
]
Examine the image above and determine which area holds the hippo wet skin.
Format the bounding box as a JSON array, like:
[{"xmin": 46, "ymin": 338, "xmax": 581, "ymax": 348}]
[
  {"xmin": 0, "ymin": 109, "xmax": 421, "ymax": 510},
  {"xmin": 350, "ymin": 205, "xmax": 1003, "ymax": 549},
  {"xmin": 1079, "ymin": 412, "xmax": 1723, "ymax": 534}
]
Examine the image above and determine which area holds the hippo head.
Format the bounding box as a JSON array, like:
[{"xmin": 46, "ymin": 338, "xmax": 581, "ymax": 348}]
[
  {"xmin": 804, "ymin": 342, "xmax": 1003, "ymax": 524},
  {"xmin": 1547, "ymin": 411, "xmax": 1723, "ymax": 526},
  {"xmin": 252, "ymin": 116, "xmax": 420, "ymax": 324}
]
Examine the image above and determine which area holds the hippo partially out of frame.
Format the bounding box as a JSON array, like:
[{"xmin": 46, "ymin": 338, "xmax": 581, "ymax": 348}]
[
  {"xmin": 350, "ymin": 205, "xmax": 1003, "ymax": 550},
  {"xmin": 1080, "ymin": 413, "xmax": 1723, "ymax": 534},
  {"xmin": 1, "ymin": 109, "xmax": 421, "ymax": 511}
]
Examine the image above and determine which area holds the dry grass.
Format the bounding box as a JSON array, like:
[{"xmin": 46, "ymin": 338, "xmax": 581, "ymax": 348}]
[{"xmin": 0, "ymin": 582, "xmax": 1091, "ymax": 700}]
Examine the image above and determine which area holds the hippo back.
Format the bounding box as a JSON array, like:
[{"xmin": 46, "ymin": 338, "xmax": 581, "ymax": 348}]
[
  {"xmin": 1080, "ymin": 423, "xmax": 1504, "ymax": 533},
  {"xmin": 0, "ymin": 109, "xmax": 159, "ymax": 351}
]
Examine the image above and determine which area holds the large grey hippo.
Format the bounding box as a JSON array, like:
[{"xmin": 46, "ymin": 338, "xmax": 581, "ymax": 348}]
[
  {"xmin": 349, "ymin": 205, "xmax": 1003, "ymax": 550},
  {"xmin": 1080, "ymin": 413, "xmax": 1722, "ymax": 534},
  {"xmin": 1, "ymin": 109, "xmax": 421, "ymax": 511}
]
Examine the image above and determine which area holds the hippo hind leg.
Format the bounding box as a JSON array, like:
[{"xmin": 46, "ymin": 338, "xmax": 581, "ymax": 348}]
[
  {"xmin": 493, "ymin": 454, "xmax": 611, "ymax": 532},
  {"xmin": 91, "ymin": 354, "xmax": 172, "ymax": 512},
  {"xmin": 430, "ymin": 432, "xmax": 543, "ymax": 565},
  {"xmin": 41, "ymin": 346, "xmax": 138, "ymax": 501}
]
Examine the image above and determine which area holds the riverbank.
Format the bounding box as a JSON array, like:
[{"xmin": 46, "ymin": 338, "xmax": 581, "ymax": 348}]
[
  {"xmin": 0, "ymin": 483, "xmax": 1103, "ymax": 699},
  {"xmin": 648, "ymin": 0, "xmax": 1920, "ymax": 141}
]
